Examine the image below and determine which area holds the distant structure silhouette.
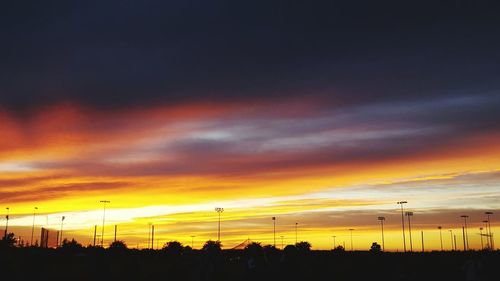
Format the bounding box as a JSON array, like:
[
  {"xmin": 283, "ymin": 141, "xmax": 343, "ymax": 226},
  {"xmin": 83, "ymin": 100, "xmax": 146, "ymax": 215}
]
[{"xmin": 232, "ymin": 238, "xmax": 253, "ymax": 250}]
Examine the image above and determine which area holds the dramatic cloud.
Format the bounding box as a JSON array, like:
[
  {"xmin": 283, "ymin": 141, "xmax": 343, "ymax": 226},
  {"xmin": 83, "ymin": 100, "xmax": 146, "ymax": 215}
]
[{"xmin": 1, "ymin": 1, "xmax": 499, "ymax": 249}]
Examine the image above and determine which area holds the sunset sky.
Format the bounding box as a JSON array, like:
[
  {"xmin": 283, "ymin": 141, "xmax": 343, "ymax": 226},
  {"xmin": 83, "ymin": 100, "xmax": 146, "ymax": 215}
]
[{"xmin": 1, "ymin": 1, "xmax": 499, "ymax": 250}]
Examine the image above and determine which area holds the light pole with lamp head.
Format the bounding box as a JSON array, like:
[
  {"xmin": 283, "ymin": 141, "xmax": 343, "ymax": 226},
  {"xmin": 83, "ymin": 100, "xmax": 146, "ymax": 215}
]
[
  {"xmin": 100, "ymin": 200, "xmax": 110, "ymax": 247},
  {"xmin": 482, "ymin": 220, "xmax": 490, "ymax": 249},
  {"xmin": 59, "ymin": 216, "xmax": 65, "ymax": 246},
  {"xmin": 460, "ymin": 215, "xmax": 469, "ymax": 250},
  {"xmin": 479, "ymin": 227, "xmax": 484, "ymax": 250},
  {"xmin": 348, "ymin": 228, "xmax": 354, "ymax": 251},
  {"xmin": 438, "ymin": 226, "xmax": 443, "ymax": 251},
  {"xmin": 4, "ymin": 207, "xmax": 9, "ymax": 239},
  {"xmin": 405, "ymin": 211, "xmax": 414, "ymax": 252},
  {"xmin": 485, "ymin": 212, "xmax": 493, "ymax": 249},
  {"xmin": 215, "ymin": 207, "xmax": 224, "ymax": 242},
  {"xmin": 397, "ymin": 201, "xmax": 407, "ymax": 252},
  {"xmin": 272, "ymin": 217, "xmax": 276, "ymax": 247},
  {"xmin": 449, "ymin": 229, "xmax": 454, "ymax": 250},
  {"xmin": 31, "ymin": 207, "xmax": 38, "ymax": 246},
  {"xmin": 295, "ymin": 222, "xmax": 298, "ymax": 244},
  {"xmin": 377, "ymin": 216, "xmax": 386, "ymax": 251}
]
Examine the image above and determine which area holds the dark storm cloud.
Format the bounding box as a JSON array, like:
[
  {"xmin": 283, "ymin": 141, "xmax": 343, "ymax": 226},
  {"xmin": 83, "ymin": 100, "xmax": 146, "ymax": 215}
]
[
  {"xmin": 25, "ymin": 94, "xmax": 500, "ymax": 179},
  {"xmin": 1, "ymin": 1, "xmax": 500, "ymax": 113}
]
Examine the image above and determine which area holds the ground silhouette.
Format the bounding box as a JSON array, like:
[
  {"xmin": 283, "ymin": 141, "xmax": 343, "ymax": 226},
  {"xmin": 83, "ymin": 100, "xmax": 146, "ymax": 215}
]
[{"xmin": 0, "ymin": 236, "xmax": 498, "ymax": 281}]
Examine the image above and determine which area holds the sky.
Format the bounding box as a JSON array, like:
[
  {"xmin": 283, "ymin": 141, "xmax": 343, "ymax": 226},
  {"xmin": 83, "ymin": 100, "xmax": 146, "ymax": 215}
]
[{"xmin": 1, "ymin": 1, "xmax": 499, "ymax": 250}]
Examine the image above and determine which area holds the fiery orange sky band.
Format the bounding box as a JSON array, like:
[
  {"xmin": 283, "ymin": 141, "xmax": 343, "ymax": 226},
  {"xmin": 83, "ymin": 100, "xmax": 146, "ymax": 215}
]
[{"xmin": 1, "ymin": 101, "xmax": 499, "ymax": 251}]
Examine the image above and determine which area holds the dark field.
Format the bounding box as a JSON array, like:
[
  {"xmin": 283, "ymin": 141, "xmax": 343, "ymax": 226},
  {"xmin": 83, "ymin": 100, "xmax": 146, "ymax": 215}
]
[{"xmin": 1, "ymin": 248, "xmax": 498, "ymax": 281}]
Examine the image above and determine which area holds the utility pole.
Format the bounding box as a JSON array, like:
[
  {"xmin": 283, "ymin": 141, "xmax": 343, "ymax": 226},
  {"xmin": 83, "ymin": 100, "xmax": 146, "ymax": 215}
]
[
  {"xmin": 114, "ymin": 225, "xmax": 117, "ymax": 242},
  {"xmin": 332, "ymin": 235, "xmax": 337, "ymax": 249},
  {"xmin": 397, "ymin": 201, "xmax": 407, "ymax": 252},
  {"xmin": 93, "ymin": 225, "xmax": 97, "ymax": 246}
]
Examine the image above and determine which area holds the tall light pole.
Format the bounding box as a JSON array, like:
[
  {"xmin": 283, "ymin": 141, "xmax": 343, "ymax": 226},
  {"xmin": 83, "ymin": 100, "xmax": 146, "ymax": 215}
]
[
  {"xmin": 332, "ymin": 235, "xmax": 337, "ymax": 249},
  {"xmin": 59, "ymin": 216, "xmax": 65, "ymax": 247},
  {"xmin": 449, "ymin": 229, "xmax": 454, "ymax": 250},
  {"xmin": 272, "ymin": 217, "xmax": 276, "ymax": 247},
  {"xmin": 462, "ymin": 226, "xmax": 466, "ymax": 251},
  {"xmin": 4, "ymin": 207, "xmax": 9, "ymax": 239},
  {"xmin": 479, "ymin": 227, "xmax": 484, "ymax": 250},
  {"xmin": 482, "ymin": 220, "xmax": 490, "ymax": 249},
  {"xmin": 349, "ymin": 228, "xmax": 354, "ymax": 251},
  {"xmin": 405, "ymin": 211, "xmax": 413, "ymax": 252},
  {"xmin": 460, "ymin": 215, "xmax": 469, "ymax": 250},
  {"xmin": 378, "ymin": 216, "xmax": 386, "ymax": 251},
  {"xmin": 31, "ymin": 207, "xmax": 38, "ymax": 246},
  {"xmin": 215, "ymin": 207, "xmax": 224, "ymax": 242},
  {"xmin": 151, "ymin": 224, "xmax": 155, "ymax": 249},
  {"xmin": 438, "ymin": 226, "xmax": 443, "ymax": 251},
  {"xmin": 485, "ymin": 212, "xmax": 493, "ymax": 250},
  {"xmin": 100, "ymin": 200, "xmax": 110, "ymax": 247},
  {"xmin": 421, "ymin": 231, "xmax": 424, "ymax": 252},
  {"xmin": 397, "ymin": 201, "xmax": 407, "ymax": 252},
  {"xmin": 147, "ymin": 223, "xmax": 152, "ymax": 249},
  {"xmin": 295, "ymin": 222, "xmax": 298, "ymax": 244}
]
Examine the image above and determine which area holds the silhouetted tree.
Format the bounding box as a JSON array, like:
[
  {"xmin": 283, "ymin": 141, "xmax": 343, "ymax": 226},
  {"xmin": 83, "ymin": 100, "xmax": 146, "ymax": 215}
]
[
  {"xmin": 0, "ymin": 232, "xmax": 16, "ymax": 248},
  {"xmin": 109, "ymin": 240, "xmax": 128, "ymax": 250},
  {"xmin": 245, "ymin": 242, "xmax": 263, "ymax": 254},
  {"xmin": 295, "ymin": 241, "xmax": 311, "ymax": 252},
  {"xmin": 332, "ymin": 245, "xmax": 345, "ymax": 252},
  {"xmin": 60, "ymin": 238, "xmax": 82, "ymax": 249},
  {"xmin": 370, "ymin": 242, "xmax": 381, "ymax": 252},
  {"xmin": 163, "ymin": 241, "xmax": 184, "ymax": 256},
  {"xmin": 202, "ymin": 240, "xmax": 222, "ymax": 253}
]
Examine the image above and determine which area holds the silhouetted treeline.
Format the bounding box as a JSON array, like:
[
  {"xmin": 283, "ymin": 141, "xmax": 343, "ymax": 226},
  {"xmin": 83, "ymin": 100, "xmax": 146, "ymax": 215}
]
[{"xmin": 1, "ymin": 238, "xmax": 498, "ymax": 281}]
